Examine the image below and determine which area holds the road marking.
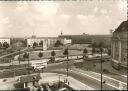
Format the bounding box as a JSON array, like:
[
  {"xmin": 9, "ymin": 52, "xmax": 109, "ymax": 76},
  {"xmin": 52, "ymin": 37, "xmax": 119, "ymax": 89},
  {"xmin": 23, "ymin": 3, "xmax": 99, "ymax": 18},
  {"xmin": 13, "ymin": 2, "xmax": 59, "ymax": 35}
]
[
  {"xmin": 91, "ymin": 71, "xmax": 127, "ymax": 85},
  {"xmin": 72, "ymin": 68, "xmax": 127, "ymax": 84},
  {"xmin": 50, "ymin": 73, "xmax": 95, "ymax": 90},
  {"xmin": 70, "ymin": 70, "xmax": 125, "ymax": 90},
  {"xmin": 121, "ymin": 75, "xmax": 127, "ymax": 78}
]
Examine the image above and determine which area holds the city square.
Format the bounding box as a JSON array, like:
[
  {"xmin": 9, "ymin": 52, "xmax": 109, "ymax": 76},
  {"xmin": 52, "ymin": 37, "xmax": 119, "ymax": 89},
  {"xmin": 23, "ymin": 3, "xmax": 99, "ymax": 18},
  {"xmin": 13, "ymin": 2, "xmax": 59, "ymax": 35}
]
[{"xmin": 0, "ymin": 0, "xmax": 127, "ymax": 91}]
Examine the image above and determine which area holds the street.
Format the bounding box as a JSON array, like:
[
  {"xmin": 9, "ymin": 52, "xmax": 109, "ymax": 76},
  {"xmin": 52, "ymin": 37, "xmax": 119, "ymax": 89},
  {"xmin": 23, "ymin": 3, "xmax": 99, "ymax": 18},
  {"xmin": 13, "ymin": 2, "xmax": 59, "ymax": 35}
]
[{"xmin": 0, "ymin": 58, "xmax": 127, "ymax": 90}]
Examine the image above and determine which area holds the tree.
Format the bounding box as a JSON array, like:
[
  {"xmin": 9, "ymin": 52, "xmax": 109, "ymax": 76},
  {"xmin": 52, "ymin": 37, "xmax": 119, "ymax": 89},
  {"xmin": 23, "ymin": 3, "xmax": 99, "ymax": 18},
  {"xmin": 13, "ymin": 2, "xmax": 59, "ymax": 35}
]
[
  {"xmin": 39, "ymin": 41, "xmax": 43, "ymax": 46},
  {"xmin": 83, "ymin": 48, "xmax": 88, "ymax": 59},
  {"xmin": 38, "ymin": 51, "xmax": 43, "ymax": 59},
  {"xmin": 107, "ymin": 48, "xmax": 111, "ymax": 56},
  {"xmin": 33, "ymin": 42, "xmax": 38, "ymax": 49},
  {"xmin": 0, "ymin": 42, "xmax": 2, "ymax": 49},
  {"xmin": 63, "ymin": 48, "xmax": 69, "ymax": 56},
  {"xmin": 54, "ymin": 40, "xmax": 63, "ymax": 47},
  {"xmin": 99, "ymin": 41, "xmax": 104, "ymax": 53},
  {"xmin": 51, "ymin": 50, "xmax": 56, "ymax": 62},
  {"xmin": 23, "ymin": 52, "xmax": 29, "ymax": 61},
  {"xmin": 18, "ymin": 49, "xmax": 21, "ymax": 64},
  {"xmin": 92, "ymin": 47, "xmax": 96, "ymax": 55},
  {"xmin": 91, "ymin": 42, "xmax": 98, "ymax": 48},
  {"xmin": 23, "ymin": 52, "xmax": 29, "ymax": 74},
  {"xmin": 3, "ymin": 42, "xmax": 9, "ymax": 49}
]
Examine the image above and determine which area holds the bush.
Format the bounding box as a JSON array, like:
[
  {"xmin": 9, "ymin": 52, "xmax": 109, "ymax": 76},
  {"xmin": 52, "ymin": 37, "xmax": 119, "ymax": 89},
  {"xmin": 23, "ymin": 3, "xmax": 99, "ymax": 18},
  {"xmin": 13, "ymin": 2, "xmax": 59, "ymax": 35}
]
[
  {"xmin": 103, "ymin": 69, "xmax": 109, "ymax": 73},
  {"xmin": 14, "ymin": 82, "xmax": 24, "ymax": 88}
]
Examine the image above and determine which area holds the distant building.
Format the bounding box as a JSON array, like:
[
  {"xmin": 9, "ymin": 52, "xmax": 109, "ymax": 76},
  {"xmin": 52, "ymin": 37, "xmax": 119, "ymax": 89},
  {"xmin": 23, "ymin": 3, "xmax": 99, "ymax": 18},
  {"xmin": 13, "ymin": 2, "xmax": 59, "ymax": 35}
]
[
  {"xmin": 58, "ymin": 34, "xmax": 90, "ymax": 44},
  {"xmin": 58, "ymin": 34, "xmax": 111, "ymax": 45},
  {"xmin": 26, "ymin": 35, "xmax": 68, "ymax": 50},
  {"xmin": 10, "ymin": 37, "xmax": 27, "ymax": 47},
  {"xmin": 27, "ymin": 36, "xmax": 49, "ymax": 50},
  {"xmin": 59, "ymin": 37, "xmax": 72, "ymax": 45},
  {"xmin": 111, "ymin": 20, "xmax": 127, "ymax": 69},
  {"xmin": 0, "ymin": 37, "xmax": 10, "ymax": 45}
]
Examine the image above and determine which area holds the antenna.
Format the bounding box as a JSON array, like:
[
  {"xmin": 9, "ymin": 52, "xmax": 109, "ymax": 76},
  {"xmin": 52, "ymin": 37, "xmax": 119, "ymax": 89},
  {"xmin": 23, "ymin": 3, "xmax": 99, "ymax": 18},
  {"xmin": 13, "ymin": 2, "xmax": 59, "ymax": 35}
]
[{"xmin": 61, "ymin": 30, "xmax": 63, "ymax": 35}]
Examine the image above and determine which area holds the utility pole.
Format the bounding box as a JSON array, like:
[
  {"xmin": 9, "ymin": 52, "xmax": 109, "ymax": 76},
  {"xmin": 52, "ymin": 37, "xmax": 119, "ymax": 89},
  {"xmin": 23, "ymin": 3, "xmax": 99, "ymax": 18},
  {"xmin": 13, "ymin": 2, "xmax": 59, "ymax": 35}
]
[
  {"xmin": 63, "ymin": 46, "xmax": 69, "ymax": 84},
  {"xmin": 100, "ymin": 47, "xmax": 103, "ymax": 90},
  {"xmin": 27, "ymin": 48, "xmax": 30, "ymax": 74},
  {"xmin": 66, "ymin": 47, "xmax": 69, "ymax": 78},
  {"xmin": 19, "ymin": 49, "xmax": 20, "ymax": 64}
]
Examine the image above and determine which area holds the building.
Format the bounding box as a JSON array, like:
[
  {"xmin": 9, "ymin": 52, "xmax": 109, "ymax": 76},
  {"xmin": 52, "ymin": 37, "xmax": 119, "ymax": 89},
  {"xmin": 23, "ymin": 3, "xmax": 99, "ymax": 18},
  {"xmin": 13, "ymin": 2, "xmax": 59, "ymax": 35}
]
[
  {"xmin": 58, "ymin": 34, "xmax": 90, "ymax": 44},
  {"xmin": 15, "ymin": 73, "xmax": 41, "ymax": 89},
  {"xmin": 0, "ymin": 37, "xmax": 10, "ymax": 45},
  {"xmin": 10, "ymin": 37, "xmax": 27, "ymax": 47},
  {"xmin": 91, "ymin": 34, "xmax": 112, "ymax": 47},
  {"xmin": 26, "ymin": 35, "xmax": 68, "ymax": 50},
  {"xmin": 27, "ymin": 36, "xmax": 49, "ymax": 50},
  {"xmin": 111, "ymin": 20, "xmax": 127, "ymax": 69},
  {"xmin": 58, "ymin": 34, "xmax": 111, "ymax": 45}
]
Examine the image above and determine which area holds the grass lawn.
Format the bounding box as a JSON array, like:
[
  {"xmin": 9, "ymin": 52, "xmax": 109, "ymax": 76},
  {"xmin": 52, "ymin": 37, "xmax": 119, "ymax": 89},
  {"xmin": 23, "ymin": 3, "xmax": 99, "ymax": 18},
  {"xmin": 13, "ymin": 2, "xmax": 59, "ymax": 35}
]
[{"xmin": 19, "ymin": 50, "xmax": 83, "ymax": 60}]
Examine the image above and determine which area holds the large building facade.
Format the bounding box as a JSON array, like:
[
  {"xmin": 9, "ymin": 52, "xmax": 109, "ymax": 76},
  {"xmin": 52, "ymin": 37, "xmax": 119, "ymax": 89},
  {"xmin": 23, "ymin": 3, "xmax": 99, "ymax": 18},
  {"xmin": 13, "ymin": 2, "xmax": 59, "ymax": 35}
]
[
  {"xmin": 111, "ymin": 20, "xmax": 127, "ymax": 69},
  {"xmin": 26, "ymin": 35, "xmax": 71, "ymax": 50},
  {"xmin": 0, "ymin": 37, "xmax": 10, "ymax": 45}
]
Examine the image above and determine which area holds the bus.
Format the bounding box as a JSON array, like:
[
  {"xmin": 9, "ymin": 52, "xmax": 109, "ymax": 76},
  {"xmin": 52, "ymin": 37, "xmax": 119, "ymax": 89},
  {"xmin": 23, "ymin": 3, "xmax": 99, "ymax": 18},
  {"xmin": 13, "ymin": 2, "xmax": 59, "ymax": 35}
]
[{"xmin": 30, "ymin": 59, "xmax": 49, "ymax": 70}]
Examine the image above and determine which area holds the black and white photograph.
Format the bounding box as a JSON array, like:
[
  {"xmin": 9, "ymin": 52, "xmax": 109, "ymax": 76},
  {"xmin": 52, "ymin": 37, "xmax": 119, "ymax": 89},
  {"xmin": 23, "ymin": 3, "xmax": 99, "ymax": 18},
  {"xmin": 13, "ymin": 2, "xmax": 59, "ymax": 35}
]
[{"xmin": 0, "ymin": 0, "xmax": 127, "ymax": 90}]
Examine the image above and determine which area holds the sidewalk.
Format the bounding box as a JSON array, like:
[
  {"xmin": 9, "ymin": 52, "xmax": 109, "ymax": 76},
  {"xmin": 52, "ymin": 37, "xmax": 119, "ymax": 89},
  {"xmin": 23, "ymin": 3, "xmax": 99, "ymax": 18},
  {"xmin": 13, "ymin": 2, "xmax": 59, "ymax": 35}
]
[
  {"xmin": 71, "ymin": 68, "xmax": 127, "ymax": 90},
  {"xmin": 0, "ymin": 76, "xmax": 19, "ymax": 90},
  {"xmin": 39, "ymin": 73, "xmax": 94, "ymax": 90},
  {"xmin": 0, "ymin": 73, "xmax": 94, "ymax": 90}
]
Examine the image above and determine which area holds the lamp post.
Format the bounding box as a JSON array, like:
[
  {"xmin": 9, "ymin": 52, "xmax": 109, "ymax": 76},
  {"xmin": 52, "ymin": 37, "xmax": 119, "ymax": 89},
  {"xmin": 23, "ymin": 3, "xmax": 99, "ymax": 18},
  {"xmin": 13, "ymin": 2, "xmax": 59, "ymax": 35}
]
[
  {"xmin": 18, "ymin": 49, "xmax": 21, "ymax": 65},
  {"xmin": 100, "ymin": 47, "xmax": 103, "ymax": 90},
  {"xmin": 63, "ymin": 47, "xmax": 69, "ymax": 84},
  {"xmin": 66, "ymin": 48, "xmax": 69, "ymax": 78}
]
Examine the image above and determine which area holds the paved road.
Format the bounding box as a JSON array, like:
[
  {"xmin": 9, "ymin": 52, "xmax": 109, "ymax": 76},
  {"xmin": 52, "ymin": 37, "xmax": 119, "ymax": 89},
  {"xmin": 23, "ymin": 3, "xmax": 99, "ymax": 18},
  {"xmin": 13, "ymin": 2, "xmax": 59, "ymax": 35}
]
[
  {"xmin": 1, "ymin": 59, "xmax": 126, "ymax": 83},
  {"xmin": 0, "ymin": 72, "xmax": 94, "ymax": 90},
  {"xmin": 45, "ymin": 61, "xmax": 127, "ymax": 83},
  {"xmin": 39, "ymin": 73, "xmax": 94, "ymax": 90},
  {"xmin": 0, "ymin": 56, "xmax": 127, "ymax": 90},
  {"xmin": 48, "ymin": 70, "xmax": 117, "ymax": 90}
]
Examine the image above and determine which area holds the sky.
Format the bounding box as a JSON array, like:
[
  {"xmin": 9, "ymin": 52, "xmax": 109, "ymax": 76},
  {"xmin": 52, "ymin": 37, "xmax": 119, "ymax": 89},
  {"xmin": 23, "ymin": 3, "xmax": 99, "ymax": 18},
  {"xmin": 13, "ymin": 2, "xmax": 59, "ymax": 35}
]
[{"xmin": 0, "ymin": 0, "xmax": 127, "ymax": 37}]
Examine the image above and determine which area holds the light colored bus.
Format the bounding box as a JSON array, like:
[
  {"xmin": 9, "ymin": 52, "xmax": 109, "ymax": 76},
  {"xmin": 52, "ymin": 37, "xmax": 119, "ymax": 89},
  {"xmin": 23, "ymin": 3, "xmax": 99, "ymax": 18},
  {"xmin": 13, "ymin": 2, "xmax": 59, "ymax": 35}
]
[{"xmin": 30, "ymin": 59, "xmax": 49, "ymax": 70}]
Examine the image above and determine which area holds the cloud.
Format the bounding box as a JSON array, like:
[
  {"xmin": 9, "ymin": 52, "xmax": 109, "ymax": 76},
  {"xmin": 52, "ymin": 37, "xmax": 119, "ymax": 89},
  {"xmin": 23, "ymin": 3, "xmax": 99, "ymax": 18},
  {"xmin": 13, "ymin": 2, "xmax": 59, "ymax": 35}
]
[
  {"xmin": 34, "ymin": 1, "xmax": 59, "ymax": 18},
  {"xmin": 15, "ymin": 1, "xmax": 28, "ymax": 11},
  {"xmin": 94, "ymin": 7, "xmax": 98, "ymax": 13},
  {"xmin": 0, "ymin": 1, "xmax": 127, "ymax": 37},
  {"xmin": 100, "ymin": 9, "xmax": 108, "ymax": 14},
  {"xmin": 117, "ymin": 0, "xmax": 127, "ymax": 19}
]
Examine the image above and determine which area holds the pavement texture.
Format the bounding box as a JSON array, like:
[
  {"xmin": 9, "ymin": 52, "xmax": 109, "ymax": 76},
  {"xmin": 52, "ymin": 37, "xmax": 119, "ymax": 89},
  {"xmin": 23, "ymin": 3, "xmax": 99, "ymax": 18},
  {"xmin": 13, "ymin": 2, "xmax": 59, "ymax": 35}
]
[
  {"xmin": 71, "ymin": 68, "xmax": 127, "ymax": 90},
  {"xmin": 39, "ymin": 73, "xmax": 94, "ymax": 90},
  {"xmin": 0, "ymin": 73, "xmax": 94, "ymax": 90}
]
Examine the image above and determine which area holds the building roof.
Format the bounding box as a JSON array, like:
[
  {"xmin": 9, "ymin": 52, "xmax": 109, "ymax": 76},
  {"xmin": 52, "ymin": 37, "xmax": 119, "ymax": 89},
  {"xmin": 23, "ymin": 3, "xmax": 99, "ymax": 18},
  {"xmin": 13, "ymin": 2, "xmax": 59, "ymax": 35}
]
[
  {"xmin": 58, "ymin": 34, "xmax": 111, "ymax": 38},
  {"xmin": 0, "ymin": 37, "xmax": 10, "ymax": 39},
  {"xmin": 114, "ymin": 20, "xmax": 128, "ymax": 33},
  {"xmin": 27, "ymin": 37, "xmax": 58, "ymax": 39},
  {"xmin": 19, "ymin": 73, "xmax": 41, "ymax": 83}
]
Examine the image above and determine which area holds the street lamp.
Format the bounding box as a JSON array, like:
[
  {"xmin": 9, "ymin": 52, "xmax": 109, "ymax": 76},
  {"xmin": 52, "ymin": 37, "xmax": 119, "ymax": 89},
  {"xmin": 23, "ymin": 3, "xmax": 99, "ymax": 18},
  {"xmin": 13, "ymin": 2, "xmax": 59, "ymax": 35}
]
[
  {"xmin": 63, "ymin": 47, "xmax": 69, "ymax": 84},
  {"xmin": 18, "ymin": 49, "xmax": 21, "ymax": 65},
  {"xmin": 100, "ymin": 47, "xmax": 103, "ymax": 90}
]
